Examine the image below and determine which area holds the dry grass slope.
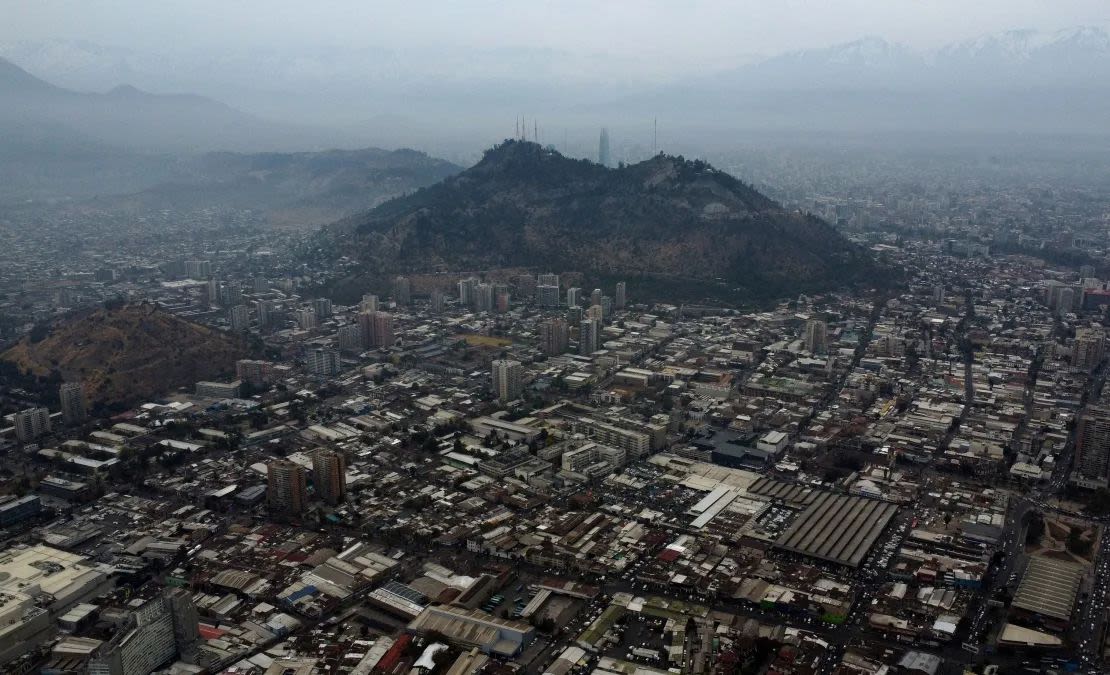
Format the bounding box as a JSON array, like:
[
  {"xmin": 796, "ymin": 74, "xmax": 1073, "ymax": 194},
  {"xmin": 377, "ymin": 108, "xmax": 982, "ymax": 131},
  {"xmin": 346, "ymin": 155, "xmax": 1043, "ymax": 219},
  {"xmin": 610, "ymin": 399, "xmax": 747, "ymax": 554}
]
[{"xmin": 1, "ymin": 302, "xmax": 245, "ymax": 408}]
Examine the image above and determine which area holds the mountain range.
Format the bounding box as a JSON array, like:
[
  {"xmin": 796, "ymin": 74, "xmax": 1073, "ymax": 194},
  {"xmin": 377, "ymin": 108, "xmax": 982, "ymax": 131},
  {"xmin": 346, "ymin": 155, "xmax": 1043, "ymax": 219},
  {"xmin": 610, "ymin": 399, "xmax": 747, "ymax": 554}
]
[
  {"xmin": 4, "ymin": 27, "xmax": 1110, "ymax": 147},
  {"xmin": 321, "ymin": 141, "xmax": 881, "ymax": 304}
]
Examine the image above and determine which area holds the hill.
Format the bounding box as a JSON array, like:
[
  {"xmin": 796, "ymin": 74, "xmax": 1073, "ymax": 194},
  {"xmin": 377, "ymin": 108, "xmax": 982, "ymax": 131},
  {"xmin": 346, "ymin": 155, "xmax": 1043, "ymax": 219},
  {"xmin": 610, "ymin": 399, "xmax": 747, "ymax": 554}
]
[
  {"xmin": 0, "ymin": 303, "xmax": 246, "ymax": 410},
  {"xmin": 323, "ymin": 141, "xmax": 880, "ymax": 304},
  {"xmin": 91, "ymin": 148, "xmax": 462, "ymax": 227},
  {"xmin": 0, "ymin": 56, "xmax": 328, "ymax": 153}
]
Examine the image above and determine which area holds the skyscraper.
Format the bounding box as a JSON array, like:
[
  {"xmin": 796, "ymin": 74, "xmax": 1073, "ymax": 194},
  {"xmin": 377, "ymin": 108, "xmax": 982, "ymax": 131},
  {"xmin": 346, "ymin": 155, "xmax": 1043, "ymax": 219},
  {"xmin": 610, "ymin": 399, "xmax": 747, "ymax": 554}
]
[
  {"xmin": 567, "ymin": 287, "xmax": 582, "ymax": 308},
  {"xmin": 337, "ymin": 324, "xmax": 363, "ymax": 353},
  {"xmin": 59, "ymin": 382, "xmax": 86, "ymax": 425},
  {"xmin": 295, "ymin": 308, "xmax": 317, "ymax": 331},
  {"xmin": 538, "ymin": 273, "xmax": 560, "ymax": 289},
  {"xmin": 13, "ymin": 407, "xmax": 51, "ymax": 442},
  {"xmin": 615, "ymin": 281, "xmax": 626, "ymax": 310},
  {"xmin": 306, "ymin": 348, "xmax": 341, "ymax": 376},
  {"xmin": 805, "ymin": 319, "xmax": 828, "ymax": 355},
  {"xmin": 360, "ymin": 293, "xmax": 379, "ymax": 313},
  {"xmin": 495, "ymin": 289, "xmax": 511, "ymax": 313},
  {"xmin": 458, "ymin": 277, "xmax": 477, "ymax": 307},
  {"xmin": 537, "ymin": 284, "xmax": 560, "ymax": 308},
  {"xmin": 267, "ymin": 460, "xmax": 307, "ymax": 515},
  {"xmin": 1072, "ymin": 327, "xmax": 1105, "ymax": 371},
  {"xmin": 393, "ymin": 276, "xmax": 411, "ymax": 306},
  {"xmin": 492, "ymin": 359, "xmax": 524, "ymax": 402},
  {"xmin": 591, "ymin": 288, "xmax": 602, "ymax": 307},
  {"xmin": 313, "ymin": 297, "xmax": 333, "ymax": 319},
  {"xmin": 579, "ymin": 318, "xmax": 600, "ymax": 355},
  {"xmin": 312, "ymin": 449, "xmax": 347, "ymax": 505},
  {"xmin": 1076, "ymin": 406, "xmax": 1110, "ymax": 486},
  {"xmin": 430, "ymin": 289, "xmax": 445, "ymax": 313},
  {"xmin": 475, "ymin": 283, "xmax": 494, "ymax": 312},
  {"xmin": 359, "ymin": 311, "xmax": 394, "ymax": 349},
  {"xmin": 540, "ymin": 317, "xmax": 569, "ymax": 355},
  {"xmin": 598, "ymin": 128, "xmax": 611, "ymax": 168},
  {"xmin": 228, "ymin": 304, "xmax": 250, "ymax": 332}
]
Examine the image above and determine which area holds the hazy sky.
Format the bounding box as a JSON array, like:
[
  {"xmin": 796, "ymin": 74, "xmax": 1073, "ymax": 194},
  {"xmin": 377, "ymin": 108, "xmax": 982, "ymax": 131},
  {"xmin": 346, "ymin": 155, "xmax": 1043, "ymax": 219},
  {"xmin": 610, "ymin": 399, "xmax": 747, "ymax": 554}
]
[{"xmin": 5, "ymin": 0, "xmax": 1109, "ymax": 76}]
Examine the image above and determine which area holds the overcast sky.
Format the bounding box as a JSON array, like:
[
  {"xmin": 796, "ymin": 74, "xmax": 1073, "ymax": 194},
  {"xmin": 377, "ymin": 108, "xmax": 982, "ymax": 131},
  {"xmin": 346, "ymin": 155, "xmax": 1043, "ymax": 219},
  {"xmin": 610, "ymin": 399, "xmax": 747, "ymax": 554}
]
[{"xmin": 4, "ymin": 0, "xmax": 1109, "ymax": 75}]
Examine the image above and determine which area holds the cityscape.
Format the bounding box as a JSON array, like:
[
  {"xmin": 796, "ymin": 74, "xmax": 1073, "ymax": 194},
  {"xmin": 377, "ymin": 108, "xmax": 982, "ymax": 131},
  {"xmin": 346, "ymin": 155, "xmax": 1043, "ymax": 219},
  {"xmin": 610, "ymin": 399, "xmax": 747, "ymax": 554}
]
[{"xmin": 2, "ymin": 3, "xmax": 1110, "ymax": 675}]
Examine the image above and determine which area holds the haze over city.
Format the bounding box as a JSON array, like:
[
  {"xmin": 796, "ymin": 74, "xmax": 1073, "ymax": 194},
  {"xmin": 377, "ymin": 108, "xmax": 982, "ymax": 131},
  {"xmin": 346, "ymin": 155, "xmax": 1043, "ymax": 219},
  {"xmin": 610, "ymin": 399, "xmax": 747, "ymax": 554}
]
[{"xmin": 2, "ymin": 3, "xmax": 1110, "ymax": 675}]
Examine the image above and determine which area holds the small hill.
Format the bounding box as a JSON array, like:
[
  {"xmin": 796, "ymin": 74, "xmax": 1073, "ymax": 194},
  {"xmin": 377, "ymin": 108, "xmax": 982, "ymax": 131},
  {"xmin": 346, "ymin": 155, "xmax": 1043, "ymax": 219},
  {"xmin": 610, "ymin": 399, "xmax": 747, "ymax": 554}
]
[
  {"xmin": 1, "ymin": 303, "xmax": 245, "ymax": 410},
  {"xmin": 324, "ymin": 140, "xmax": 881, "ymax": 303},
  {"xmin": 97, "ymin": 148, "xmax": 463, "ymax": 227}
]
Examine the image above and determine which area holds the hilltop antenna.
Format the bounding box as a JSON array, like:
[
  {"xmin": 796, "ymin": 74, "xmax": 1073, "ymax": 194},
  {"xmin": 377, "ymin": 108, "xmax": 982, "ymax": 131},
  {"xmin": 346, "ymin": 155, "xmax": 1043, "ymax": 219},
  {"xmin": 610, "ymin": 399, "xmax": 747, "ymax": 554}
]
[
  {"xmin": 516, "ymin": 117, "xmax": 520, "ymax": 140},
  {"xmin": 654, "ymin": 117, "xmax": 658, "ymax": 155},
  {"xmin": 535, "ymin": 120, "xmax": 538, "ymax": 144}
]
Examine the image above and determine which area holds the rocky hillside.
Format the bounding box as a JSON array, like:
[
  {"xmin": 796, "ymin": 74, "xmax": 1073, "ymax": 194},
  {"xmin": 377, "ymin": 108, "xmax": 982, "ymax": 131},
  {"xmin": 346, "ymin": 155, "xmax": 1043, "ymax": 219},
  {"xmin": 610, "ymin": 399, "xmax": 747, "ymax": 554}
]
[
  {"xmin": 324, "ymin": 140, "xmax": 881, "ymax": 303},
  {"xmin": 1, "ymin": 303, "xmax": 245, "ymax": 409}
]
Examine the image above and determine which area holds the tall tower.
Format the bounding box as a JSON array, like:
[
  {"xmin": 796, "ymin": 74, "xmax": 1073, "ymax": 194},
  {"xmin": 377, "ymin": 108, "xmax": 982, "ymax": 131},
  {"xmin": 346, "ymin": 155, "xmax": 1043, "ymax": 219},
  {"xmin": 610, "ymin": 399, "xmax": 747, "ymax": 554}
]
[
  {"xmin": 267, "ymin": 460, "xmax": 307, "ymax": 515},
  {"xmin": 579, "ymin": 318, "xmax": 600, "ymax": 355},
  {"xmin": 598, "ymin": 128, "xmax": 611, "ymax": 168},
  {"xmin": 540, "ymin": 317, "xmax": 569, "ymax": 355},
  {"xmin": 805, "ymin": 319, "xmax": 828, "ymax": 355},
  {"xmin": 492, "ymin": 359, "xmax": 523, "ymax": 402},
  {"xmin": 615, "ymin": 281, "xmax": 627, "ymax": 310},
  {"xmin": 312, "ymin": 449, "xmax": 347, "ymax": 505},
  {"xmin": 59, "ymin": 382, "xmax": 87, "ymax": 425}
]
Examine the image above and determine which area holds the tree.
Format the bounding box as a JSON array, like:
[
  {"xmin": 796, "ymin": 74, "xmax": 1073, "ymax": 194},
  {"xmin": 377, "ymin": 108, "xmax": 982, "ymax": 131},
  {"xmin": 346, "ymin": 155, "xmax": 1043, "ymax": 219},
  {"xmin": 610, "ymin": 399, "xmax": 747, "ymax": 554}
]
[
  {"xmin": 1025, "ymin": 512, "xmax": 1045, "ymax": 546},
  {"xmin": 1066, "ymin": 526, "xmax": 1092, "ymax": 556}
]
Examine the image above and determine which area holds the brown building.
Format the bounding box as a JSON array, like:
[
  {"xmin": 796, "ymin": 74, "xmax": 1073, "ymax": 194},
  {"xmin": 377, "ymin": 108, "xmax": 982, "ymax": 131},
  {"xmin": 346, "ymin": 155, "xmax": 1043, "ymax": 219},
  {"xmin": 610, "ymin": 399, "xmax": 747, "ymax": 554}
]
[
  {"xmin": 267, "ymin": 460, "xmax": 307, "ymax": 515},
  {"xmin": 312, "ymin": 449, "xmax": 347, "ymax": 505}
]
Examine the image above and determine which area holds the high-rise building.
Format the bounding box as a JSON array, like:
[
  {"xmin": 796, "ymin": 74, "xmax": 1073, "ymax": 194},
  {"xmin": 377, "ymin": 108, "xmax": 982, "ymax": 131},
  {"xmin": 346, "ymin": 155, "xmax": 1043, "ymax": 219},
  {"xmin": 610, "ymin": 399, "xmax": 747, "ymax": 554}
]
[
  {"xmin": 220, "ymin": 284, "xmax": 243, "ymax": 308},
  {"xmin": 598, "ymin": 128, "xmax": 611, "ymax": 168},
  {"xmin": 359, "ymin": 311, "xmax": 394, "ymax": 349},
  {"xmin": 337, "ymin": 324, "xmax": 363, "ymax": 353},
  {"xmin": 492, "ymin": 359, "xmax": 523, "ymax": 402},
  {"xmin": 566, "ymin": 306, "xmax": 583, "ymax": 325},
  {"xmin": 540, "ymin": 318, "xmax": 569, "ymax": 355},
  {"xmin": 312, "ymin": 449, "xmax": 347, "ymax": 505},
  {"xmin": 204, "ymin": 279, "xmax": 220, "ymax": 307},
  {"xmin": 13, "ymin": 407, "xmax": 51, "ymax": 442},
  {"xmin": 590, "ymin": 288, "xmax": 602, "ymax": 307},
  {"xmin": 579, "ymin": 318, "xmax": 600, "ymax": 355},
  {"xmin": 567, "ymin": 287, "xmax": 582, "ymax": 308},
  {"xmin": 306, "ymin": 348, "xmax": 341, "ymax": 376},
  {"xmin": 586, "ymin": 304, "xmax": 604, "ymax": 321},
  {"xmin": 458, "ymin": 277, "xmax": 477, "ymax": 307},
  {"xmin": 804, "ymin": 319, "xmax": 828, "ymax": 355},
  {"xmin": 1076, "ymin": 406, "xmax": 1110, "ymax": 487},
  {"xmin": 1073, "ymin": 327, "xmax": 1105, "ymax": 372},
  {"xmin": 615, "ymin": 282, "xmax": 626, "ymax": 310},
  {"xmin": 537, "ymin": 284, "xmax": 560, "ymax": 308},
  {"xmin": 393, "ymin": 276, "xmax": 412, "ymax": 306},
  {"xmin": 164, "ymin": 587, "xmax": 200, "ymax": 653},
  {"xmin": 252, "ymin": 276, "xmax": 269, "ymax": 293},
  {"xmin": 267, "ymin": 460, "xmax": 307, "ymax": 515},
  {"xmin": 236, "ymin": 359, "xmax": 274, "ymax": 385},
  {"xmin": 495, "ymin": 289, "xmax": 511, "ymax": 313},
  {"xmin": 296, "ymin": 308, "xmax": 317, "ymax": 331},
  {"xmin": 600, "ymin": 296, "xmax": 613, "ymax": 320},
  {"xmin": 360, "ymin": 294, "xmax": 379, "ymax": 313},
  {"xmin": 228, "ymin": 304, "xmax": 250, "ymax": 332},
  {"xmin": 59, "ymin": 382, "xmax": 86, "ymax": 426},
  {"xmin": 184, "ymin": 260, "xmax": 212, "ymax": 279},
  {"xmin": 430, "ymin": 289, "xmax": 445, "ymax": 313},
  {"xmin": 538, "ymin": 273, "xmax": 560, "ymax": 289},
  {"xmin": 88, "ymin": 594, "xmax": 177, "ymax": 675},
  {"xmin": 255, "ymin": 299, "xmax": 274, "ymax": 329},
  {"xmin": 313, "ymin": 297, "xmax": 333, "ymax": 319},
  {"xmin": 475, "ymin": 283, "xmax": 494, "ymax": 312}
]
